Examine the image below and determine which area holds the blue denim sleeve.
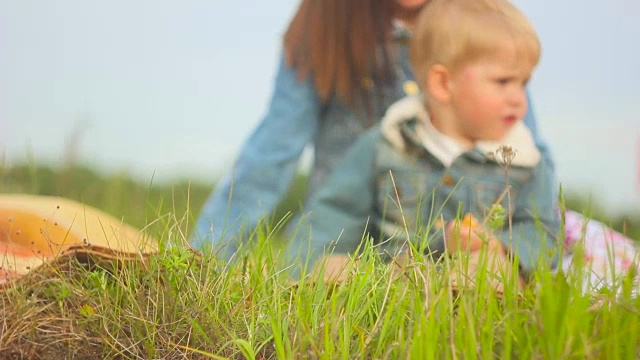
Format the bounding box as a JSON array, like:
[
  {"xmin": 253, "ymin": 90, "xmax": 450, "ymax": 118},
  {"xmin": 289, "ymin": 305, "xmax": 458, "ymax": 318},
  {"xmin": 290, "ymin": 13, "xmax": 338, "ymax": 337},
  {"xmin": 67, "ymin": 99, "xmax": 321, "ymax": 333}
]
[
  {"xmin": 286, "ymin": 130, "xmax": 379, "ymax": 278},
  {"xmin": 523, "ymin": 91, "xmax": 555, "ymax": 171},
  {"xmin": 523, "ymin": 91, "xmax": 560, "ymax": 206},
  {"xmin": 497, "ymin": 158, "xmax": 561, "ymax": 275},
  {"xmin": 190, "ymin": 53, "xmax": 322, "ymax": 260}
]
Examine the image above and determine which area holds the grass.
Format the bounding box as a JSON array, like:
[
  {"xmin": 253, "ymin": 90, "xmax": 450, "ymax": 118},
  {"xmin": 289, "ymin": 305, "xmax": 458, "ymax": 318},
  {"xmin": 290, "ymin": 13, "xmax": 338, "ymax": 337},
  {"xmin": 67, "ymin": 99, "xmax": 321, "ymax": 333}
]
[{"xmin": 1, "ymin": 163, "xmax": 640, "ymax": 359}]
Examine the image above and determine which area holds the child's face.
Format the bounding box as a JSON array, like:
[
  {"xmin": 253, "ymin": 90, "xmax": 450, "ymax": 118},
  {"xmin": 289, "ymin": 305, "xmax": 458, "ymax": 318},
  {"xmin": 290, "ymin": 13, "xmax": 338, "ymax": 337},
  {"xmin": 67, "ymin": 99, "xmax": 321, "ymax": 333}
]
[{"xmin": 446, "ymin": 50, "xmax": 534, "ymax": 143}]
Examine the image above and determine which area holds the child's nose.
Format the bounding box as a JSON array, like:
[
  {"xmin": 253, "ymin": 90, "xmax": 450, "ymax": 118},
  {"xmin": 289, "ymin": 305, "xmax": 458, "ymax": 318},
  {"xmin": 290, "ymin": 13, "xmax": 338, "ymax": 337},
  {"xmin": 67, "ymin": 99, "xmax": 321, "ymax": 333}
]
[{"xmin": 509, "ymin": 87, "xmax": 527, "ymax": 107}]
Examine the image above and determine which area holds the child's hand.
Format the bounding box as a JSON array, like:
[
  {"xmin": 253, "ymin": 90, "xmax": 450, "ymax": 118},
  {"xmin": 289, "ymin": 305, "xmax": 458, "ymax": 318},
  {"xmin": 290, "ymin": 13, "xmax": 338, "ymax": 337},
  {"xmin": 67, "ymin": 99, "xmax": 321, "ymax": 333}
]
[{"xmin": 445, "ymin": 214, "xmax": 504, "ymax": 254}]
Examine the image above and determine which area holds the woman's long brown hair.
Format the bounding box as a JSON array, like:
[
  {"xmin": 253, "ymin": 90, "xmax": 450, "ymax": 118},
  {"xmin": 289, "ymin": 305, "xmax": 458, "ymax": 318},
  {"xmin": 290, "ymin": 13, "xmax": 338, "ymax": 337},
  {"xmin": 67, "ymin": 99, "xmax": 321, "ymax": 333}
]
[{"xmin": 284, "ymin": 0, "xmax": 397, "ymax": 109}]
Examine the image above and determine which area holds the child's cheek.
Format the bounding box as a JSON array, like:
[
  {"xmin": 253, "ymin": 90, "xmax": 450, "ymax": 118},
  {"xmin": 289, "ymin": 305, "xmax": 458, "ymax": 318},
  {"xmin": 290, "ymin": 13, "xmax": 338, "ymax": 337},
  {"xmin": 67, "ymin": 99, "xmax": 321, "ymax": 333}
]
[{"xmin": 461, "ymin": 68, "xmax": 477, "ymax": 82}]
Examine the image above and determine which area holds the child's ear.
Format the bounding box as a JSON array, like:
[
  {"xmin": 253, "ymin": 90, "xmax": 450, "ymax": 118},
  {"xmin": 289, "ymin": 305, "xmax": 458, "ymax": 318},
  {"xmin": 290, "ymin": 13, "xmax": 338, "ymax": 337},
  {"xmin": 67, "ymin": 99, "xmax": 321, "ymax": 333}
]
[{"xmin": 427, "ymin": 64, "xmax": 452, "ymax": 103}]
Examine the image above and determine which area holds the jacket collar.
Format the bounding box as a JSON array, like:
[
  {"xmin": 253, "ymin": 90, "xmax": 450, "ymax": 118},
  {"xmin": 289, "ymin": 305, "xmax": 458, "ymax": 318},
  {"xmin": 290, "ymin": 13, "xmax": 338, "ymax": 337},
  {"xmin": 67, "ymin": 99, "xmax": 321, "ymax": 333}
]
[
  {"xmin": 392, "ymin": 19, "xmax": 412, "ymax": 42},
  {"xmin": 380, "ymin": 95, "xmax": 541, "ymax": 167}
]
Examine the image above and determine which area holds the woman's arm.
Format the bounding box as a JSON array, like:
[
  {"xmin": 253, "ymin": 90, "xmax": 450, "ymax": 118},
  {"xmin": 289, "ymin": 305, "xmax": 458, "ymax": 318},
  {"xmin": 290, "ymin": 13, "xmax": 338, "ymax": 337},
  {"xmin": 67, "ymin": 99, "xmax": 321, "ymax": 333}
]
[
  {"xmin": 496, "ymin": 159, "xmax": 561, "ymax": 274},
  {"xmin": 190, "ymin": 53, "xmax": 322, "ymax": 260},
  {"xmin": 523, "ymin": 91, "xmax": 555, "ymax": 172}
]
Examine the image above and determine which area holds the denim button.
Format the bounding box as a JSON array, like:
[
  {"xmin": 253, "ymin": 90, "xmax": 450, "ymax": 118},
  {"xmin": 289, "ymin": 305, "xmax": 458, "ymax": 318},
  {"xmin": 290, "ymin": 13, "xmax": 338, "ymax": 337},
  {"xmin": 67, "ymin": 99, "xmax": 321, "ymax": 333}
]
[
  {"xmin": 442, "ymin": 174, "xmax": 454, "ymax": 186},
  {"xmin": 403, "ymin": 80, "xmax": 419, "ymax": 96}
]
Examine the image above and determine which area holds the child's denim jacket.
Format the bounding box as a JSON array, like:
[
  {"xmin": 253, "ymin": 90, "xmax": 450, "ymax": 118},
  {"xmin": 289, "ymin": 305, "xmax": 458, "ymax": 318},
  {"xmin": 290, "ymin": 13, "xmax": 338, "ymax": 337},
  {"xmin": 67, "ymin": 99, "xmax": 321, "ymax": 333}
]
[{"xmin": 289, "ymin": 96, "xmax": 560, "ymax": 274}]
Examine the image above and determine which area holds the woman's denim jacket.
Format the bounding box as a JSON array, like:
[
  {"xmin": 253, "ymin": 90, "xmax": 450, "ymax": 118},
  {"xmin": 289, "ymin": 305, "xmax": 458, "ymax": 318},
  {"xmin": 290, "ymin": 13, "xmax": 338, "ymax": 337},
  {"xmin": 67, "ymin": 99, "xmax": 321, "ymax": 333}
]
[
  {"xmin": 191, "ymin": 25, "xmax": 555, "ymax": 261},
  {"xmin": 287, "ymin": 96, "xmax": 560, "ymax": 275}
]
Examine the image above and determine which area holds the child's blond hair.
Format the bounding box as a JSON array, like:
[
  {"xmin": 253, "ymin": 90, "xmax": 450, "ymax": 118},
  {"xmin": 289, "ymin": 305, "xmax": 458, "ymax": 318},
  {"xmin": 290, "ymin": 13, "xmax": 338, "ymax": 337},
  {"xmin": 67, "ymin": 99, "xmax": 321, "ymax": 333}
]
[{"xmin": 411, "ymin": 0, "xmax": 541, "ymax": 88}]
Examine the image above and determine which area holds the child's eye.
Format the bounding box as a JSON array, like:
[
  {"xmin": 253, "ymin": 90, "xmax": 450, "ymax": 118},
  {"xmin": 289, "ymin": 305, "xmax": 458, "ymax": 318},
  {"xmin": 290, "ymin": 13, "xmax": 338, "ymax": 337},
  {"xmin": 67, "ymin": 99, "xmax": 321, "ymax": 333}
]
[{"xmin": 495, "ymin": 78, "xmax": 510, "ymax": 85}]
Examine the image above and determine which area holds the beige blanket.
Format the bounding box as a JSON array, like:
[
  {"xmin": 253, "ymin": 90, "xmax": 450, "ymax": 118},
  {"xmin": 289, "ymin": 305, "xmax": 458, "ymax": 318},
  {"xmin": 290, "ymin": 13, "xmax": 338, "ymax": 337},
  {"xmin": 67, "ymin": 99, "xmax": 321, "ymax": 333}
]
[{"xmin": 0, "ymin": 194, "xmax": 157, "ymax": 286}]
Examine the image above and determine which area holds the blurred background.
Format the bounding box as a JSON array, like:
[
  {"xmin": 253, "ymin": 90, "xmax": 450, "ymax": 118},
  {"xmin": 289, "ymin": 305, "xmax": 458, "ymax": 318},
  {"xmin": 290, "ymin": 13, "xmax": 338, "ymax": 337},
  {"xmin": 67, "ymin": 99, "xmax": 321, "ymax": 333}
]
[{"xmin": 1, "ymin": 0, "xmax": 639, "ymax": 236}]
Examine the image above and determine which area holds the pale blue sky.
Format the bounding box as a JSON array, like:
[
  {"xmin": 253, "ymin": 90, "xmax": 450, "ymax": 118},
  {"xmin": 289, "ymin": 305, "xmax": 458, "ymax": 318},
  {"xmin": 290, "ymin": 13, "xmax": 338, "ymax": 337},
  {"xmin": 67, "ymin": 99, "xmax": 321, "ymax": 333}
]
[{"xmin": 1, "ymin": 0, "xmax": 639, "ymax": 214}]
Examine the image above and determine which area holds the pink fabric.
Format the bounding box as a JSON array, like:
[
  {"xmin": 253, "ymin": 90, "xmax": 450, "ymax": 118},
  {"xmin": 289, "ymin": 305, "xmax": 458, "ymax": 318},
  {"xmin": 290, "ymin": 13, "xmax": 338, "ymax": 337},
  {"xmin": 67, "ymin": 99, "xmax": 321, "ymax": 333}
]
[{"xmin": 562, "ymin": 210, "xmax": 640, "ymax": 292}]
